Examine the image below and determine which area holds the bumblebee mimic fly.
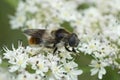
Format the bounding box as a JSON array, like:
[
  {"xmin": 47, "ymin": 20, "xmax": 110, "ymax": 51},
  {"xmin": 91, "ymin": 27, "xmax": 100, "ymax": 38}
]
[{"xmin": 24, "ymin": 28, "xmax": 80, "ymax": 53}]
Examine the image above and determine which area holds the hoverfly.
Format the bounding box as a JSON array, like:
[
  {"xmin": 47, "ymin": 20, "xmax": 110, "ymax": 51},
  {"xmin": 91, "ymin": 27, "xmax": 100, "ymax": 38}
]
[{"xmin": 24, "ymin": 28, "xmax": 79, "ymax": 53}]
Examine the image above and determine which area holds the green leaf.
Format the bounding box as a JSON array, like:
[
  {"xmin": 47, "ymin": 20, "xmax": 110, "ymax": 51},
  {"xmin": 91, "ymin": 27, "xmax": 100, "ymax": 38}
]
[{"xmin": 61, "ymin": 21, "xmax": 73, "ymax": 32}]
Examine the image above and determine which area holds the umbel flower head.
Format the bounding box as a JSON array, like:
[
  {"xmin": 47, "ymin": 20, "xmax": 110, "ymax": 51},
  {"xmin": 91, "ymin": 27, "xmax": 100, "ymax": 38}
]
[{"xmin": 3, "ymin": 42, "xmax": 83, "ymax": 80}]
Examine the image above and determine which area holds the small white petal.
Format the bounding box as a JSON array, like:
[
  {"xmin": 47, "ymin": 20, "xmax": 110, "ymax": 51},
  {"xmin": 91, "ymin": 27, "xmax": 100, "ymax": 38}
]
[
  {"xmin": 9, "ymin": 66, "xmax": 19, "ymax": 72},
  {"xmin": 98, "ymin": 68, "xmax": 106, "ymax": 79},
  {"xmin": 90, "ymin": 68, "xmax": 99, "ymax": 76},
  {"xmin": 72, "ymin": 70, "xmax": 83, "ymax": 75},
  {"xmin": 100, "ymin": 67, "xmax": 106, "ymax": 75}
]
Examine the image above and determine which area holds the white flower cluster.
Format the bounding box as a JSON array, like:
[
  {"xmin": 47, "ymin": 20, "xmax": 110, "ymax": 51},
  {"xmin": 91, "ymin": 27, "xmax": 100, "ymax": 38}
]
[
  {"xmin": 10, "ymin": 0, "xmax": 80, "ymax": 30},
  {"xmin": 78, "ymin": 37, "xmax": 119, "ymax": 79},
  {"xmin": 74, "ymin": 10, "xmax": 120, "ymax": 79},
  {"xmin": 2, "ymin": 0, "xmax": 120, "ymax": 79},
  {"xmin": 90, "ymin": 0, "xmax": 120, "ymax": 15},
  {"xmin": 3, "ymin": 42, "xmax": 82, "ymax": 80}
]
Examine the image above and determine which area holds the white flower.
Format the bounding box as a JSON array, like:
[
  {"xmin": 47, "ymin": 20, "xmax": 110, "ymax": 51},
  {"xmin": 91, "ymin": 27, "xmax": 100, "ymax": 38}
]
[
  {"xmin": 57, "ymin": 5, "xmax": 78, "ymax": 21},
  {"xmin": 17, "ymin": 1, "xmax": 26, "ymax": 13},
  {"xmin": 89, "ymin": 59, "xmax": 108, "ymax": 79},
  {"xmin": 46, "ymin": 53, "xmax": 60, "ymax": 63},
  {"xmin": 28, "ymin": 55, "xmax": 48, "ymax": 76},
  {"xmin": 47, "ymin": 61, "xmax": 65, "ymax": 80},
  {"xmin": 26, "ymin": 19, "xmax": 44, "ymax": 29},
  {"xmin": 63, "ymin": 61, "xmax": 83, "ymax": 80},
  {"xmin": 59, "ymin": 51, "xmax": 73, "ymax": 62},
  {"xmin": 25, "ymin": 46, "xmax": 43, "ymax": 56},
  {"xmin": 3, "ymin": 43, "xmax": 29, "ymax": 72},
  {"xmin": 25, "ymin": 0, "xmax": 39, "ymax": 14},
  {"xmin": 55, "ymin": 47, "xmax": 73, "ymax": 62},
  {"xmin": 9, "ymin": 13, "xmax": 26, "ymax": 29},
  {"xmin": 8, "ymin": 53, "xmax": 28, "ymax": 72},
  {"xmin": 78, "ymin": 39, "xmax": 100, "ymax": 55}
]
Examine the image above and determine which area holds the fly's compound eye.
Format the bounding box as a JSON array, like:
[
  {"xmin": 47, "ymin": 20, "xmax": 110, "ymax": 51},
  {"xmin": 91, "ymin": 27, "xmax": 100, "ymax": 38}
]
[{"xmin": 68, "ymin": 33, "xmax": 79, "ymax": 47}]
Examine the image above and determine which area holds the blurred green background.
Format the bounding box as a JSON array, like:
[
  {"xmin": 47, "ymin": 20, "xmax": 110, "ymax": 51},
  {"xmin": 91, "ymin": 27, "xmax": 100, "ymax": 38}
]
[
  {"xmin": 0, "ymin": 0, "xmax": 27, "ymax": 50},
  {"xmin": 0, "ymin": 0, "xmax": 120, "ymax": 80}
]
